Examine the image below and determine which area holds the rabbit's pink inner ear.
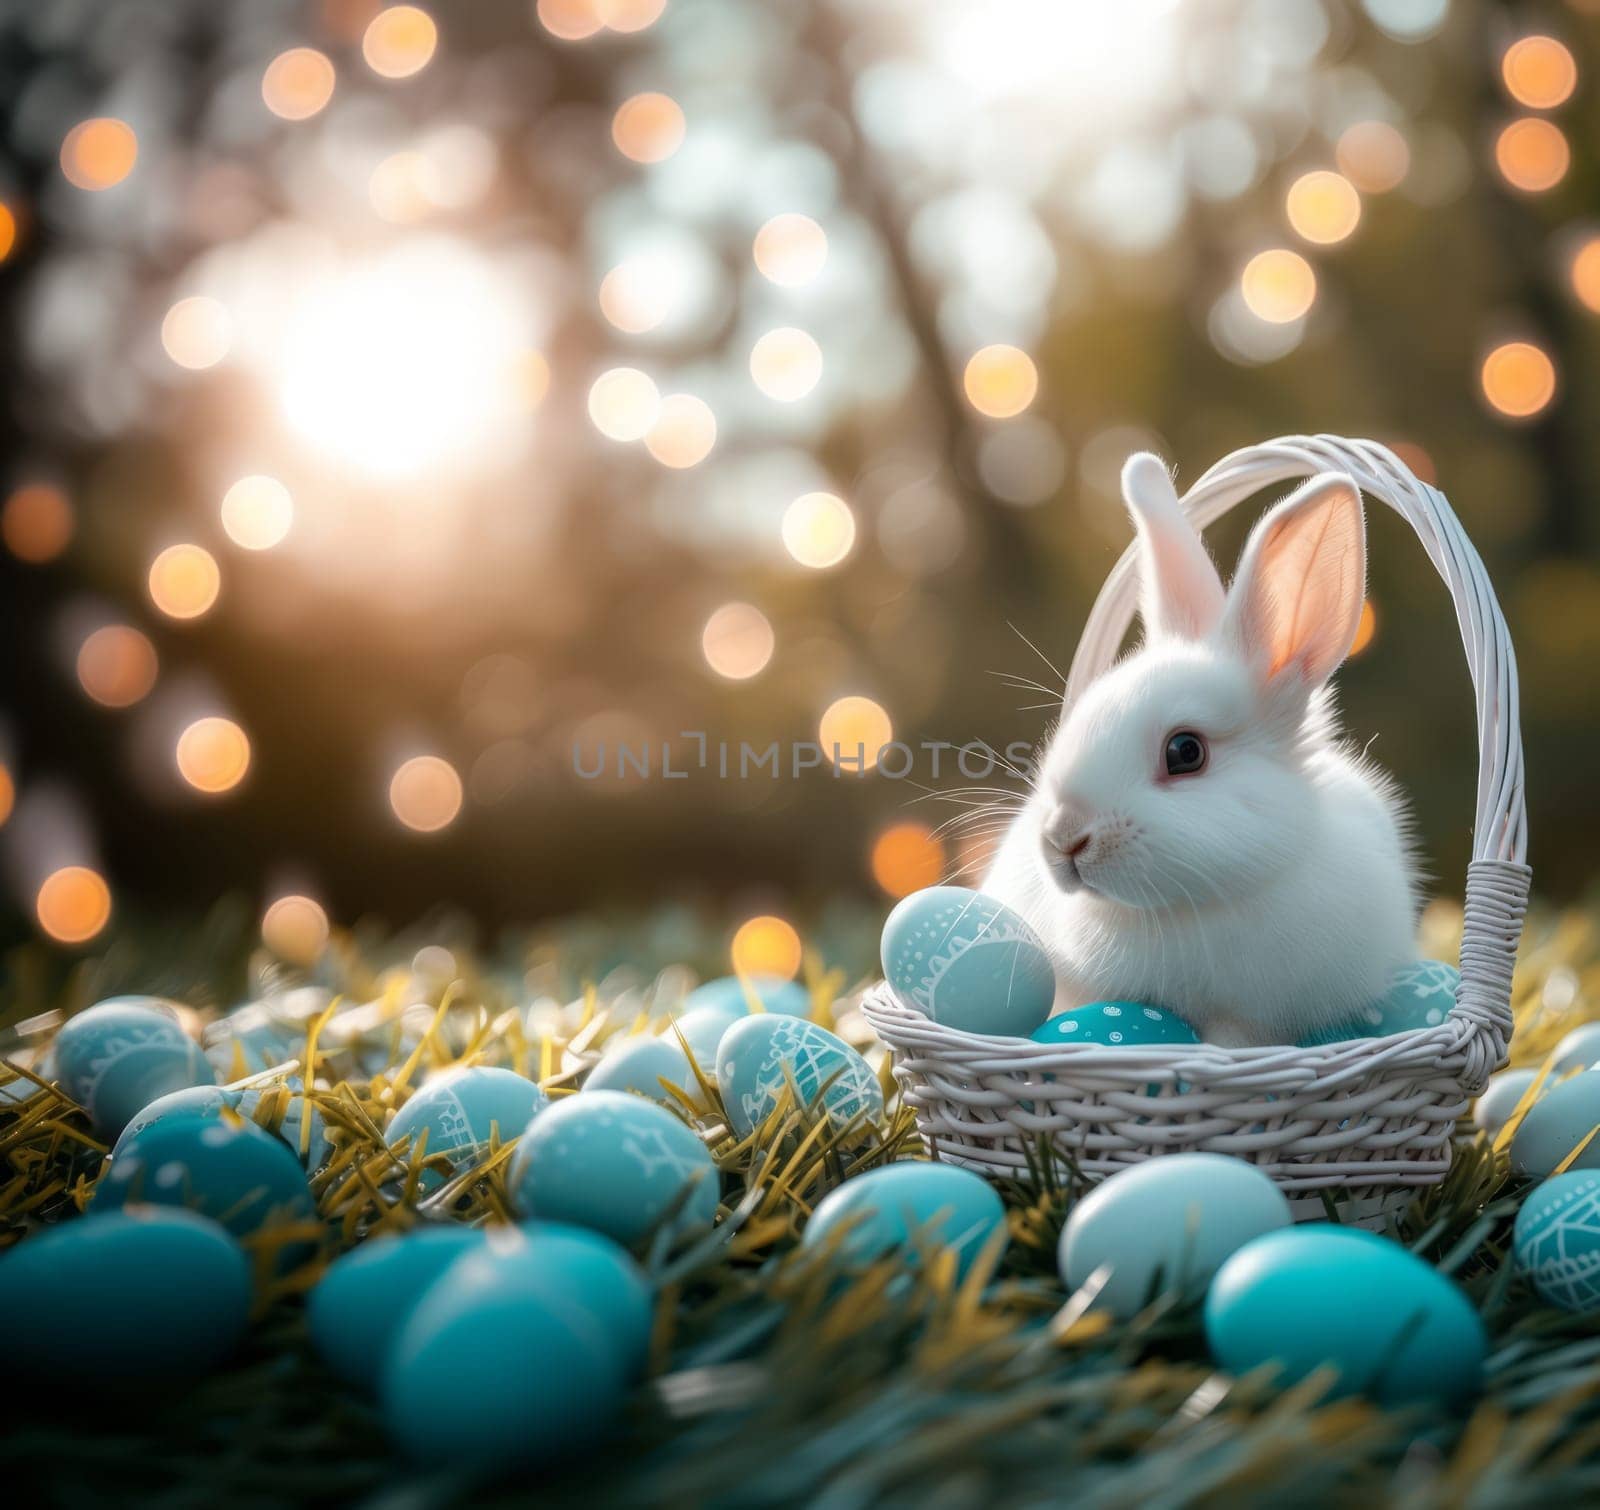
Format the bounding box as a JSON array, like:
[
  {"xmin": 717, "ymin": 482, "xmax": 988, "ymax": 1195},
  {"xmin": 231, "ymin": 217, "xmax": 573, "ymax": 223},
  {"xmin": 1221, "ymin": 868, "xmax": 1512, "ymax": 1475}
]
[
  {"xmin": 1121, "ymin": 453, "xmax": 1224, "ymax": 640},
  {"xmin": 1229, "ymin": 475, "xmax": 1367, "ymax": 689}
]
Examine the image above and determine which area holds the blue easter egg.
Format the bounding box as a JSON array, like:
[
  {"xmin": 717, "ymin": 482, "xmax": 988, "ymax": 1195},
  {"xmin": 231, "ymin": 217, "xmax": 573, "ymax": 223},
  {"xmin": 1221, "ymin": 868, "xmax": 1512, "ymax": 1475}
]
[
  {"xmin": 1060, "ymin": 1154, "xmax": 1290, "ymax": 1318},
  {"xmin": 684, "ymin": 975, "xmax": 811, "ymax": 1017},
  {"xmin": 665, "ymin": 1006, "xmax": 743, "ymax": 1066},
  {"xmin": 508, "ymin": 1090, "xmax": 719, "ymax": 1248},
  {"xmin": 387, "ymin": 1067, "xmax": 549, "ymax": 1187},
  {"xmin": 881, "ymin": 886, "xmax": 1055, "ymax": 1039},
  {"xmin": 1297, "ymin": 960, "xmax": 1461, "ymax": 1047},
  {"xmin": 53, "ymin": 998, "xmax": 217, "ymax": 1136},
  {"xmin": 383, "ymin": 1248, "xmax": 627, "ymax": 1470},
  {"xmin": 206, "ymin": 1006, "xmax": 297, "ymax": 1077},
  {"xmin": 1473, "ymin": 1068, "xmax": 1542, "ymax": 1138},
  {"xmin": 1032, "ymin": 1001, "xmax": 1199, "ymax": 1048},
  {"xmin": 0, "ymin": 1208, "xmax": 250, "ymax": 1383},
  {"xmin": 92, "ymin": 1113, "xmax": 319, "ymax": 1251},
  {"xmin": 308, "ymin": 1225, "xmax": 485, "ymax": 1390},
  {"xmin": 112, "ymin": 1081, "xmax": 332, "ymax": 1168},
  {"xmin": 586, "ymin": 1035, "xmax": 695, "ymax": 1104},
  {"xmin": 1205, "ymin": 1224, "xmax": 1485, "ymax": 1406},
  {"xmin": 804, "ymin": 1163, "xmax": 1007, "ymax": 1278},
  {"xmin": 1550, "ymin": 1022, "xmax": 1600, "ymax": 1075},
  {"xmin": 1510, "ymin": 1070, "xmax": 1600, "ymax": 1178},
  {"xmin": 716, "ymin": 1014, "xmax": 883, "ymax": 1139},
  {"xmin": 1513, "ymin": 1170, "xmax": 1600, "ymax": 1313}
]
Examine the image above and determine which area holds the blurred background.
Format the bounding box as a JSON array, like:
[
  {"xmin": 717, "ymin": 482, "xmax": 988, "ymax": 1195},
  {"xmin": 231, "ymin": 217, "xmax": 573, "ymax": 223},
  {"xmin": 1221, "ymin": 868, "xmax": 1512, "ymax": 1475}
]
[{"xmin": 0, "ymin": 0, "xmax": 1596, "ymax": 981}]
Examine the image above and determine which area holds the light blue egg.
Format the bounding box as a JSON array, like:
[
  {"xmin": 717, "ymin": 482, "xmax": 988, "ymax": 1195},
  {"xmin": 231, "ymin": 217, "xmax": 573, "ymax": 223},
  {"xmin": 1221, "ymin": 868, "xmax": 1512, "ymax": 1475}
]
[
  {"xmin": 1510, "ymin": 1071, "xmax": 1600, "ymax": 1178},
  {"xmin": 1474, "ymin": 1067, "xmax": 1542, "ymax": 1138},
  {"xmin": 684, "ymin": 975, "xmax": 810, "ymax": 1017},
  {"xmin": 308, "ymin": 1226, "xmax": 484, "ymax": 1390},
  {"xmin": 112, "ymin": 1084, "xmax": 235, "ymax": 1154},
  {"xmin": 716, "ymin": 1014, "xmax": 883, "ymax": 1139},
  {"xmin": 1513, "ymin": 1170, "xmax": 1600, "ymax": 1313},
  {"xmin": 1032, "ymin": 1001, "xmax": 1199, "ymax": 1048},
  {"xmin": 665, "ymin": 1006, "xmax": 743, "ymax": 1067},
  {"xmin": 585, "ymin": 1036, "xmax": 695, "ymax": 1104},
  {"xmin": 111, "ymin": 1081, "xmax": 332, "ymax": 1168},
  {"xmin": 206, "ymin": 1007, "xmax": 297, "ymax": 1077},
  {"xmin": 1297, "ymin": 960, "xmax": 1461, "ymax": 1047},
  {"xmin": 386, "ymin": 1067, "xmax": 549, "ymax": 1188},
  {"xmin": 383, "ymin": 1247, "xmax": 627, "ymax": 1469},
  {"xmin": 0, "ymin": 1208, "xmax": 250, "ymax": 1383},
  {"xmin": 92, "ymin": 1113, "xmax": 318, "ymax": 1254},
  {"xmin": 1205, "ymin": 1224, "xmax": 1485, "ymax": 1406},
  {"xmin": 881, "ymin": 886, "xmax": 1055, "ymax": 1039},
  {"xmin": 804, "ymin": 1163, "xmax": 1006, "ymax": 1278},
  {"xmin": 509, "ymin": 1090, "xmax": 719, "ymax": 1248},
  {"xmin": 1060, "ymin": 1154, "xmax": 1290, "ymax": 1318},
  {"xmin": 53, "ymin": 998, "xmax": 217, "ymax": 1136},
  {"xmin": 1550, "ymin": 1022, "xmax": 1600, "ymax": 1075},
  {"xmin": 236, "ymin": 1083, "xmax": 333, "ymax": 1169}
]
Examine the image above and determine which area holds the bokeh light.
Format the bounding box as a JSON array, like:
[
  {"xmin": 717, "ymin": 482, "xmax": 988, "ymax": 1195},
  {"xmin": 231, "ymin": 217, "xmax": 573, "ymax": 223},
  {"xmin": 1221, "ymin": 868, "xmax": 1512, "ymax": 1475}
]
[
  {"xmin": 612, "ymin": 93, "xmax": 685, "ymax": 164},
  {"xmin": 60, "ymin": 118, "xmax": 137, "ymax": 191},
  {"xmin": 1502, "ymin": 36, "xmax": 1578, "ymax": 109},
  {"xmin": 77, "ymin": 626, "xmax": 158, "ymax": 708},
  {"xmin": 1481, "ymin": 341, "xmax": 1556, "ymax": 418},
  {"xmin": 819, "ymin": 695, "xmax": 893, "ymax": 771},
  {"xmin": 962, "ymin": 344, "xmax": 1039, "ymax": 419},
  {"xmin": 730, "ymin": 915, "xmax": 802, "ymax": 981},
  {"xmin": 750, "ymin": 327, "xmax": 823, "ymax": 401},
  {"xmin": 1573, "ymin": 238, "xmax": 1600, "ymax": 314},
  {"xmin": 2, "ymin": 483, "xmax": 73, "ymax": 564},
  {"xmin": 513, "ymin": 350, "xmax": 552, "ymax": 410},
  {"xmin": 645, "ymin": 394, "xmax": 717, "ymax": 468},
  {"xmin": 262, "ymin": 894, "xmax": 331, "ymax": 964},
  {"xmin": 870, "ymin": 821, "xmax": 945, "ymax": 898},
  {"xmin": 221, "ymin": 475, "xmax": 293, "ymax": 551},
  {"xmin": 148, "ymin": 544, "xmax": 220, "ymax": 620},
  {"xmin": 753, "ymin": 214, "xmax": 828, "ymax": 287},
  {"xmin": 390, "ymin": 755, "xmax": 464, "ymax": 832},
  {"xmin": 537, "ymin": 0, "xmax": 603, "ymax": 42},
  {"xmin": 701, "ymin": 602, "xmax": 774, "ymax": 680},
  {"xmin": 1240, "ymin": 249, "xmax": 1317, "ymax": 324},
  {"xmin": 1335, "ymin": 121, "xmax": 1410, "ymax": 193},
  {"xmin": 0, "ymin": 202, "xmax": 16, "ymax": 264},
  {"xmin": 176, "ymin": 717, "xmax": 252, "ymax": 795},
  {"xmin": 1350, "ymin": 600, "xmax": 1378, "ymax": 657},
  {"xmin": 596, "ymin": 0, "xmax": 666, "ymax": 31},
  {"xmin": 0, "ymin": 764, "xmax": 12, "ymax": 828},
  {"xmin": 588, "ymin": 367, "xmax": 661, "ymax": 441},
  {"xmin": 36, "ymin": 866, "xmax": 111, "ymax": 944},
  {"xmin": 1495, "ymin": 118, "xmax": 1570, "ymax": 193},
  {"xmin": 362, "ymin": 5, "xmax": 437, "ymax": 79},
  {"xmin": 161, "ymin": 296, "xmax": 231, "ymax": 370},
  {"xmin": 262, "ymin": 47, "xmax": 336, "ymax": 120},
  {"xmin": 1285, "ymin": 171, "xmax": 1361, "ymax": 245},
  {"xmin": 781, "ymin": 491, "xmax": 856, "ymax": 569}
]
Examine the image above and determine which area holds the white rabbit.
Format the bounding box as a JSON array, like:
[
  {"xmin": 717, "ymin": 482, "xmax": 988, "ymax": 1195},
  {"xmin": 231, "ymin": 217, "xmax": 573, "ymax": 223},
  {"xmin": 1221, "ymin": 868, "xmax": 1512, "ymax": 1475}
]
[{"xmin": 983, "ymin": 453, "xmax": 1419, "ymax": 1047}]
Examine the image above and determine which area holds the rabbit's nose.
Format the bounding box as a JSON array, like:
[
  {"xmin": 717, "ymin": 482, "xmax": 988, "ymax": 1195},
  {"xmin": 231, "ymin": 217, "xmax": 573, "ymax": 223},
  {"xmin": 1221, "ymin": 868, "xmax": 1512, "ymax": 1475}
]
[{"xmin": 1045, "ymin": 805, "xmax": 1095, "ymax": 858}]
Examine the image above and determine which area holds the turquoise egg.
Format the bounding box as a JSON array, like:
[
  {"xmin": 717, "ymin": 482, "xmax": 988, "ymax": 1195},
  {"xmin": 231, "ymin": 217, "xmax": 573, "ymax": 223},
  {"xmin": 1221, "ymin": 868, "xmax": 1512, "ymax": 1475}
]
[
  {"xmin": 1473, "ymin": 1068, "xmax": 1542, "ymax": 1139},
  {"xmin": 1510, "ymin": 1071, "xmax": 1600, "ymax": 1178},
  {"xmin": 206, "ymin": 1007, "xmax": 297, "ymax": 1076},
  {"xmin": 1513, "ymin": 1170, "xmax": 1600, "ymax": 1313},
  {"xmin": 1059, "ymin": 1154, "xmax": 1290, "ymax": 1318},
  {"xmin": 684, "ymin": 975, "xmax": 810, "ymax": 1017},
  {"xmin": 0, "ymin": 1208, "xmax": 250, "ymax": 1383},
  {"xmin": 1204, "ymin": 1224, "xmax": 1485, "ymax": 1406},
  {"xmin": 804, "ymin": 1162, "xmax": 1006, "ymax": 1279},
  {"xmin": 112, "ymin": 1082, "xmax": 332, "ymax": 1168},
  {"xmin": 383, "ymin": 1243, "xmax": 627, "ymax": 1469},
  {"xmin": 53, "ymin": 997, "xmax": 216, "ymax": 1136},
  {"xmin": 386, "ymin": 1067, "xmax": 549, "ymax": 1187},
  {"xmin": 665, "ymin": 1006, "xmax": 744, "ymax": 1066},
  {"xmin": 1550, "ymin": 1022, "xmax": 1600, "ymax": 1075},
  {"xmin": 308, "ymin": 1225, "xmax": 484, "ymax": 1390},
  {"xmin": 92, "ymin": 1113, "xmax": 319, "ymax": 1251},
  {"xmin": 881, "ymin": 886, "xmax": 1055, "ymax": 1039},
  {"xmin": 1297, "ymin": 960, "xmax": 1461, "ymax": 1047},
  {"xmin": 1032, "ymin": 1002, "xmax": 1199, "ymax": 1048},
  {"xmin": 585, "ymin": 1036, "xmax": 695, "ymax": 1104},
  {"xmin": 508, "ymin": 1090, "xmax": 719, "ymax": 1248},
  {"xmin": 716, "ymin": 1014, "xmax": 883, "ymax": 1139}
]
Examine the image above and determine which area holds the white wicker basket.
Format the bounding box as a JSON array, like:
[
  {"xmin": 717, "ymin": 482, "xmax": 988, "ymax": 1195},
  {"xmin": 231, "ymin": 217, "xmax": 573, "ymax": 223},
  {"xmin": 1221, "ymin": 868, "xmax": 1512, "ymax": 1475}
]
[{"xmin": 862, "ymin": 435, "xmax": 1531, "ymax": 1219}]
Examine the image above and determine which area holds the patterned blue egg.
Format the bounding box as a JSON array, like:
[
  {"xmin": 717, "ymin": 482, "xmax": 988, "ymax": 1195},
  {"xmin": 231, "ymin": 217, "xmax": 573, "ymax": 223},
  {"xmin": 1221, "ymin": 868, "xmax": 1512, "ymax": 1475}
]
[
  {"xmin": 1550, "ymin": 1022, "xmax": 1600, "ymax": 1075},
  {"xmin": 53, "ymin": 998, "xmax": 216, "ymax": 1136},
  {"xmin": 882, "ymin": 886, "xmax": 1055, "ymax": 1039},
  {"xmin": 684, "ymin": 975, "xmax": 810, "ymax": 1017},
  {"xmin": 716, "ymin": 1014, "xmax": 883, "ymax": 1139},
  {"xmin": 309, "ymin": 1225, "xmax": 485, "ymax": 1390},
  {"xmin": 804, "ymin": 1163, "xmax": 1006, "ymax": 1278},
  {"xmin": 1031, "ymin": 1001, "xmax": 1199, "ymax": 1048},
  {"xmin": 1205, "ymin": 1225, "xmax": 1485, "ymax": 1406},
  {"xmin": 92, "ymin": 1113, "xmax": 318, "ymax": 1251},
  {"xmin": 585, "ymin": 1036, "xmax": 695, "ymax": 1104},
  {"xmin": 508, "ymin": 1090, "xmax": 719, "ymax": 1248},
  {"xmin": 1297, "ymin": 960, "xmax": 1461, "ymax": 1047},
  {"xmin": 0, "ymin": 1208, "xmax": 251, "ymax": 1383},
  {"xmin": 1510, "ymin": 1071, "xmax": 1600, "ymax": 1179},
  {"xmin": 387, "ymin": 1067, "xmax": 549, "ymax": 1188},
  {"xmin": 113, "ymin": 1081, "xmax": 333, "ymax": 1168},
  {"xmin": 1473, "ymin": 1068, "xmax": 1542, "ymax": 1139},
  {"xmin": 1513, "ymin": 1170, "xmax": 1600, "ymax": 1313}
]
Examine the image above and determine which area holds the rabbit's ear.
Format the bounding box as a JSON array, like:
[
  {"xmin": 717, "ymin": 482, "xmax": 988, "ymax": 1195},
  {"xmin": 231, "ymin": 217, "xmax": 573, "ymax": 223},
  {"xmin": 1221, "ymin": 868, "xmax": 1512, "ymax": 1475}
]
[
  {"xmin": 1121, "ymin": 453, "xmax": 1224, "ymax": 641},
  {"xmin": 1223, "ymin": 472, "xmax": 1366, "ymax": 696}
]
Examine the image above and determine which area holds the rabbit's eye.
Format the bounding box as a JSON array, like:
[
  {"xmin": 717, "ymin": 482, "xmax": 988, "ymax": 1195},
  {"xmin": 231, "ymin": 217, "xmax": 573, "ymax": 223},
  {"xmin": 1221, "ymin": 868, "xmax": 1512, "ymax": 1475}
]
[{"xmin": 1164, "ymin": 730, "xmax": 1208, "ymax": 776}]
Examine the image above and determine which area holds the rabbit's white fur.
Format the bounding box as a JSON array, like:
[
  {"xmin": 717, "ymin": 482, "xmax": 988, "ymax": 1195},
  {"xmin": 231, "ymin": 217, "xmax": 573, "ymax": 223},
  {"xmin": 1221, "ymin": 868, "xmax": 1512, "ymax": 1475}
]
[{"xmin": 983, "ymin": 455, "xmax": 1418, "ymax": 1047}]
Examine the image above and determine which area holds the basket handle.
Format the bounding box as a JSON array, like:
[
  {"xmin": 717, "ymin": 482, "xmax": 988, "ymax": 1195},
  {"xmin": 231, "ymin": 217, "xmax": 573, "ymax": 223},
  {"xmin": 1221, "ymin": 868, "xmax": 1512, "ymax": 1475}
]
[{"xmin": 1063, "ymin": 435, "xmax": 1530, "ymax": 1085}]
